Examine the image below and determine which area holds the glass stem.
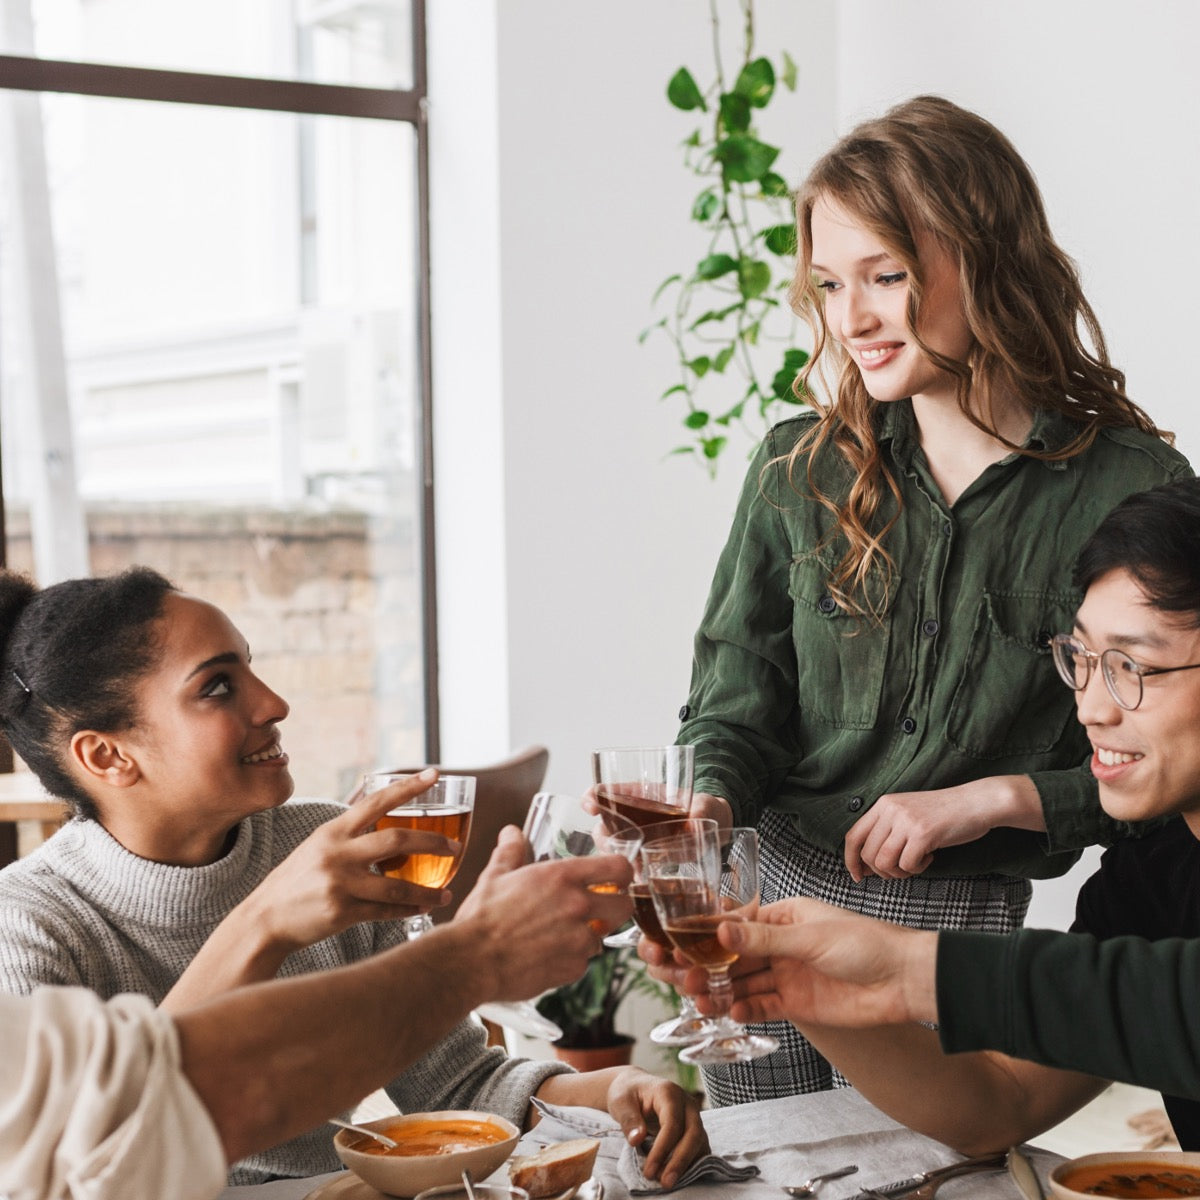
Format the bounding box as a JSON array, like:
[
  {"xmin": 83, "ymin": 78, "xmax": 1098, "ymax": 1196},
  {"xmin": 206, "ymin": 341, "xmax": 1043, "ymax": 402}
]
[{"xmin": 706, "ymin": 968, "xmax": 733, "ymax": 1019}]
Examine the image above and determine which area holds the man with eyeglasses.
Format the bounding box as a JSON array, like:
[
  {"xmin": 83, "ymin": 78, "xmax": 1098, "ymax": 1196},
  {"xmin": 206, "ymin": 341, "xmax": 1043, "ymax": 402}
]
[{"xmin": 674, "ymin": 477, "xmax": 1200, "ymax": 1153}]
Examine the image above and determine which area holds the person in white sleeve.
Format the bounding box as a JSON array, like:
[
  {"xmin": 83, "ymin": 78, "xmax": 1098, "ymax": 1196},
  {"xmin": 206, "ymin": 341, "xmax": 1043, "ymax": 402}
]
[{"xmin": 1, "ymin": 824, "xmax": 668, "ymax": 1200}]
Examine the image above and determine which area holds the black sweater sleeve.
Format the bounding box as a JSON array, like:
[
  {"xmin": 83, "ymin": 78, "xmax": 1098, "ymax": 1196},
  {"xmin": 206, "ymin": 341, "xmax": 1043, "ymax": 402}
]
[{"xmin": 936, "ymin": 927, "xmax": 1200, "ymax": 1099}]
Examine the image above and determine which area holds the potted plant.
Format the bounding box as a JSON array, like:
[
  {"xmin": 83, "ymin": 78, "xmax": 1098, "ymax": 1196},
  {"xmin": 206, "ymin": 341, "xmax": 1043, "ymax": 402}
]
[
  {"xmin": 643, "ymin": 0, "xmax": 809, "ymax": 474},
  {"xmin": 536, "ymin": 944, "xmax": 646, "ymax": 1071}
]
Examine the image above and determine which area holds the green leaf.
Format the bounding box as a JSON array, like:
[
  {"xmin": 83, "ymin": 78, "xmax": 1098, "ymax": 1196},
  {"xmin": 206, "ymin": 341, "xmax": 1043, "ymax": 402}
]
[
  {"xmin": 738, "ymin": 258, "xmax": 771, "ymax": 300},
  {"xmin": 718, "ymin": 91, "xmax": 751, "ymax": 134},
  {"xmin": 744, "ymin": 320, "xmax": 761, "ymax": 346},
  {"xmin": 688, "ymin": 302, "xmax": 743, "ymax": 332},
  {"xmin": 667, "ymin": 67, "xmax": 706, "ymax": 112},
  {"xmin": 687, "ymin": 355, "xmax": 712, "ymax": 378},
  {"xmin": 713, "ymin": 134, "xmax": 780, "ymax": 184},
  {"xmin": 683, "ymin": 129, "xmax": 702, "ymax": 147},
  {"xmin": 684, "ymin": 410, "xmax": 710, "ymax": 429},
  {"xmin": 772, "ymin": 348, "xmax": 812, "ymax": 402},
  {"xmin": 780, "ymin": 51, "xmax": 798, "ymax": 91},
  {"xmin": 696, "ymin": 253, "xmax": 738, "ymax": 280},
  {"xmin": 760, "ymin": 171, "xmax": 791, "ymax": 198},
  {"xmin": 733, "ymin": 57, "xmax": 775, "ymax": 107},
  {"xmin": 637, "ymin": 317, "xmax": 667, "ymax": 344},
  {"xmin": 691, "ymin": 189, "xmax": 721, "ymax": 222},
  {"xmin": 669, "ymin": 445, "xmax": 695, "ymax": 458},
  {"xmin": 660, "ymin": 383, "xmax": 689, "ymax": 400},
  {"xmin": 762, "ymin": 223, "xmax": 798, "ymax": 256},
  {"xmin": 714, "ymin": 344, "xmax": 736, "ymax": 373},
  {"xmin": 650, "ymin": 274, "xmax": 681, "ymax": 304},
  {"xmin": 701, "ymin": 435, "xmax": 728, "ymax": 460}
]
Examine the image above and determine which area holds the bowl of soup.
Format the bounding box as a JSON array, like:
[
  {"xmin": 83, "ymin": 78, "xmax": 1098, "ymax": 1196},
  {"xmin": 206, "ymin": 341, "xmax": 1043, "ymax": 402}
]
[
  {"xmin": 1050, "ymin": 1151, "xmax": 1200, "ymax": 1198},
  {"xmin": 333, "ymin": 1110, "xmax": 521, "ymax": 1197}
]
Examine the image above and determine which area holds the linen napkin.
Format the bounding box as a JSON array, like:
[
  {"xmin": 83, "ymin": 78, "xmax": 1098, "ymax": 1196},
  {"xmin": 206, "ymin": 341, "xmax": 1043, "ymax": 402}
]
[{"xmin": 529, "ymin": 1098, "xmax": 760, "ymax": 1195}]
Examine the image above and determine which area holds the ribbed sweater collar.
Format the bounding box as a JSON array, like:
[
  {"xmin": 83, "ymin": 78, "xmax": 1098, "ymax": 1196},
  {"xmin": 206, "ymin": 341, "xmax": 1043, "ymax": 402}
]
[{"xmin": 39, "ymin": 813, "xmax": 270, "ymax": 928}]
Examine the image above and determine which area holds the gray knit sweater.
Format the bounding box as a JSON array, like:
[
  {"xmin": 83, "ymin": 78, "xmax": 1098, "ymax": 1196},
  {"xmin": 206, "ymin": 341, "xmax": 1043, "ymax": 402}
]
[{"xmin": 0, "ymin": 800, "xmax": 570, "ymax": 1185}]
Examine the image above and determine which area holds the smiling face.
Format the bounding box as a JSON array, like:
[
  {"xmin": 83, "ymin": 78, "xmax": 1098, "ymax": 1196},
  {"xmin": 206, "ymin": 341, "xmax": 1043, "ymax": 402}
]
[
  {"xmin": 93, "ymin": 592, "xmax": 293, "ymax": 863},
  {"xmin": 1071, "ymin": 569, "xmax": 1200, "ymax": 831},
  {"xmin": 808, "ymin": 195, "xmax": 973, "ymax": 407}
]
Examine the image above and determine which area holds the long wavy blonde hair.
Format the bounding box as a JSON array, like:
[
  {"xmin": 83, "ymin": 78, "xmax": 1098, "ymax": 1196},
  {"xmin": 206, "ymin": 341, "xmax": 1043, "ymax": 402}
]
[{"xmin": 783, "ymin": 94, "xmax": 1165, "ymax": 620}]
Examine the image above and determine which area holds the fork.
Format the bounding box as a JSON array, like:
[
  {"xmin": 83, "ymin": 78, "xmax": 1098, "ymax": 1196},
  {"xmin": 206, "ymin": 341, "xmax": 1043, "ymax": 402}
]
[
  {"xmin": 905, "ymin": 1157, "xmax": 1008, "ymax": 1199},
  {"xmin": 784, "ymin": 1163, "xmax": 860, "ymax": 1196}
]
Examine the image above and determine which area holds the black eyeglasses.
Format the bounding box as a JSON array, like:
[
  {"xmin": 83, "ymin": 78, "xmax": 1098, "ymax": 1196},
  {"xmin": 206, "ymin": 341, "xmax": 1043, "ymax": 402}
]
[{"xmin": 1051, "ymin": 633, "xmax": 1200, "ymax": 711}]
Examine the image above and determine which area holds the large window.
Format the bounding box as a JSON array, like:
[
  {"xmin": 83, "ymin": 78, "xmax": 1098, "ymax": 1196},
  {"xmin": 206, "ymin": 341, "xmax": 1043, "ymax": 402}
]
[{"xmin": 0, "ymin": 0, "xmax": 435, "ymax": 798}]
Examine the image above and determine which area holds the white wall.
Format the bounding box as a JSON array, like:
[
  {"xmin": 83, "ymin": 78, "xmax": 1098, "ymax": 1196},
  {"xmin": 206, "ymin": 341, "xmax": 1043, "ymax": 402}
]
[
  {"xmin": 430, "ymin": 1, "xmax": 835, "ymax": 793},
  {"xmin": 429, "ymin": 1, "xmax": 1196, "ymax": 930}
]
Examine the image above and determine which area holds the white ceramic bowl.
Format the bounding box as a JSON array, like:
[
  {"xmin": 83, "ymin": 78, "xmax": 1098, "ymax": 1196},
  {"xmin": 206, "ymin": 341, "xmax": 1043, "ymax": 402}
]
[
  {"xmin": 333, "ymin": 1110, "xmax": 520, "ymax": 1198},
  {"xmin": 1049, "ymin": 1150, "xmax": 1200, "ymax": 1198}
]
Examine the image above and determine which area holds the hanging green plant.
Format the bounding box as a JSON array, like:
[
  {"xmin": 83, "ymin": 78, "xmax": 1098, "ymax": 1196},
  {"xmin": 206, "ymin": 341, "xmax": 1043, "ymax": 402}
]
[{"xmin": 643, "ymin": 0, "xmax": 810, "ymax": 474}]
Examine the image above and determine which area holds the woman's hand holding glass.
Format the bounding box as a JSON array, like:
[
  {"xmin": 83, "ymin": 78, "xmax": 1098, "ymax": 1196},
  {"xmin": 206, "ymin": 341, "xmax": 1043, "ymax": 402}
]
[
  {"xmin": 642, "ymin": 824, "xmax": 779, "ymax": 1065},
  {"xmin": 243, "ymin": 770, "xmax": 461, "ymax": 955},
  {"xmin": 362, "ymin": 771, "xmax": 477, "ymax": 939}
]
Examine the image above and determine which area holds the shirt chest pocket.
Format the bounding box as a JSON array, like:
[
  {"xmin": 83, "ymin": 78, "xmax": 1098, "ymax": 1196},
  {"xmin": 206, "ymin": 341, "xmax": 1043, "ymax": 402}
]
[
  {"xmin": 789, "ymin": 557, "xmax": 894, "ymax": 730},
  {"xmin": 947, "ymin": 588, "xmax": 1080, "ymax": 759}
]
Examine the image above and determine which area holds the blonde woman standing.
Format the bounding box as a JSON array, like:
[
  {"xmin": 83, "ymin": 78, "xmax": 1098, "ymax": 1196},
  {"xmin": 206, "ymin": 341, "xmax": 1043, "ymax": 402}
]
[{"xmin": 670, "ymin": 95, "xmax": 1191, "ymax": 1103}]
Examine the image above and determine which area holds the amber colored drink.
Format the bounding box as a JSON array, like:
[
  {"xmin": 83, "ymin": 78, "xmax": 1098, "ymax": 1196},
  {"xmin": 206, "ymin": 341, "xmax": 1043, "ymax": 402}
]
[
  {"xmin": 629, "ymin": 881, "xmax": 673, "ymax": 946},
  {"xmin": 377, "ymin": 806, "xmax": 472, "ymax": 888},
  {"xmin": 596, "ymin": 785, "xmax": 686, "ymax": 830},
  {"xmin": 664, "ymin": 913, "xmax": 740, "ymax": 969}
]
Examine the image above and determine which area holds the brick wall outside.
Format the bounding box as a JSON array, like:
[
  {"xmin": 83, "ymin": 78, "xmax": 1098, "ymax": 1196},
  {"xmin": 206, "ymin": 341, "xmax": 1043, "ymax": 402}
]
[{"xmin": 5, "ymin": 505, "xmax": 424, "ymax": 801}]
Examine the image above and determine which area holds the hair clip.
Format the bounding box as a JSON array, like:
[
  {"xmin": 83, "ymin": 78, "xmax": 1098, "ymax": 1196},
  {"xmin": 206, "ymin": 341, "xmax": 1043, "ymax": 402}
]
[{"xmin": 11, "ymin": 669, "xmax": 31, "ymax": 707}]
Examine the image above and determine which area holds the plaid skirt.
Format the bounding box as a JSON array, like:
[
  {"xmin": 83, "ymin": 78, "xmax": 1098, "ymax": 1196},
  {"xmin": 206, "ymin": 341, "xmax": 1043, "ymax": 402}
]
[{"xmin": 701, "ymin": 808, "xmax": 1032, "ymax": 1107}]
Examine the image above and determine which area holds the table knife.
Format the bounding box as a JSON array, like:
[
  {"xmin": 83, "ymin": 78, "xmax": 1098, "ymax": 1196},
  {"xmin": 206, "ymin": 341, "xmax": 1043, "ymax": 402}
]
[{"xmin": 853, "ymin": 1151, "xmax": 1008, "ymax": 1197}]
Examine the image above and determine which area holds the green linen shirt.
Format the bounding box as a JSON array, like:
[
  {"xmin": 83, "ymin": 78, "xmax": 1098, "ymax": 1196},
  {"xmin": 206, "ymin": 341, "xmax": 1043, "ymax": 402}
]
[{"xmin": 678, "ymin": 402, "xmax": 1191, "ymax": 880}]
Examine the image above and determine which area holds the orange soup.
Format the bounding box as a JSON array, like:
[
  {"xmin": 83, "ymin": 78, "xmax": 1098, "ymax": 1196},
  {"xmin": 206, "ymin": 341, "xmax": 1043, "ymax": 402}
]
[
  {"xmin": 349, "ymin": 1118, "xmax": 511, "ymax": 1158},
  {"xmin": 1058, "ymin": 1162, "xmax": 1200, "ymax": 1197}
]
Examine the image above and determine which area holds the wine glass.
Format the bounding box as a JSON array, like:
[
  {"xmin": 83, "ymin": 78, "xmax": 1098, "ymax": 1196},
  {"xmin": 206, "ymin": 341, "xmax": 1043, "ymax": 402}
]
[
  {"xmin": 591, "ymin": 745, "xmax": 711, "ymax": 1044},
  {"xmin": 475, "ymin": 792, "xmax": 642, "ymax": 1041},
  {"xmin": 363, "ymin": 771, "xmax": 476, "ymax": 940},
  {"xmin": 643, "ymin": 824, "xmax": 779, "ymax": 1065},
  {"xmin": 591, "ymin": 745, "xmax": 694, "ymax": 950}
]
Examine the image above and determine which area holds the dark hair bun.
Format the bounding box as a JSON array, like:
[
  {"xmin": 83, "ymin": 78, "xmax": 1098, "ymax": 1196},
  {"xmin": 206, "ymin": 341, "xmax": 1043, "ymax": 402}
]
[{"xmin": 0, "ymin": 572, "xmax": 37, "ymax": 665}]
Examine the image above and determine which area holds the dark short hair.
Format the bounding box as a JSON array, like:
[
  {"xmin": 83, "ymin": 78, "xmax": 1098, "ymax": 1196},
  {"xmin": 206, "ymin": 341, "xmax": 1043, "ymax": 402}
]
[
  {"xmin": 1074, "ymin": 478, "xmax": 1200, "ymax": 624},
  {"xmin": 0, "ymin": 566, "xmax": 176, "ymax": 818}
]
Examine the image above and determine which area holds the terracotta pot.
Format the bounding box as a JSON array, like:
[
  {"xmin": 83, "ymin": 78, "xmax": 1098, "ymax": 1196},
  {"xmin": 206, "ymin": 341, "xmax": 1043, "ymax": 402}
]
[{"xmin": 552, "ymin": 1035, "xmax": 635, "ymax": 1072}]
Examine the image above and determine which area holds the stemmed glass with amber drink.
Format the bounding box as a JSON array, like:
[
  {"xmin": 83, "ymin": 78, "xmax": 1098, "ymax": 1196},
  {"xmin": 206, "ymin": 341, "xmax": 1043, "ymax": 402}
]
[
  {"xmin": 643, "ymin": 824, "xmax": 779, "ymax": 1065},
  {"xmin": 591, "ymin": 746, "xmax": 711, "ymax": 1045},
  {"xmin": 363, "ymin": 772, "xmax": 476, "ymax": 939},
  {"xmin": 591, "ymin": 745, "xmax": 694, "ymax": 951}
]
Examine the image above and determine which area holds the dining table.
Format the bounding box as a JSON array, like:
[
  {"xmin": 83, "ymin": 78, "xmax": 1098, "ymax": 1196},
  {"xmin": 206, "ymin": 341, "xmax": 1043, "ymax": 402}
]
[{"xmin": 215, "ymin": 1086, "xmax": 1064, "ymax": 1200}]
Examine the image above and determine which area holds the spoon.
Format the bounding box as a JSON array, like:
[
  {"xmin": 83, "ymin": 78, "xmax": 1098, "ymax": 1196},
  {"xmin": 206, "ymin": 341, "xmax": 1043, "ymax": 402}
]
[
  {"xmin": 462, "ymin": 1169, "xmax": 478, "ymax": 1200},
  {"xmin": 327, "ymin": 1117, "xmax": 399, "ymax": 1149},
  {"xmin": 1007, "ymin": 1146, "xmax": 1046, "ymax": 1200},
  {"xmin": 784, "ymin": 1163, "xmax": 859, "ymax": 1196}
]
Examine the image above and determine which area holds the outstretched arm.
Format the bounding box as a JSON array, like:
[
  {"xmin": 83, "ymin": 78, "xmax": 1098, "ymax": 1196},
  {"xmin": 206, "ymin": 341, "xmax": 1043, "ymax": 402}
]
[
  {"xmin": 180, "ymin": 824, "xmax": 637, "ymax": 1164},
  {"xmin": 163, "ymin": 771, "xmax": 456, "ymax": 1011},
  {"xmin": 708, "ymin": 900, "xmax": 1104, "ymax": 1154}
]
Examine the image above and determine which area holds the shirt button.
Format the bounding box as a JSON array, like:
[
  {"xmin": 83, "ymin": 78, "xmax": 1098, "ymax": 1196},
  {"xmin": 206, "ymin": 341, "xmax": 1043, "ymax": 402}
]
[
  {"xmin": 921, "ymin": 618, "xmax": 940, "ymax": 637},
  {"xmin": 818, "ymin": 593, "xmax": 837, "ymax": 615},
  {"xmin": 848, "ymin": 796, "xmax": 864, "ymax": 813},
  {"xmin": 900, "ymin": 716, "xmax": 917, "ymax": 734},
  {"xmin": 1036, "ymin": 630, "xmax": 1053, "ymax": 651},
  {"xmin": 678, "ymin": 704, "xmax": 691, "ymax": 720},
  {"xmin": 943, "ymin": 521, "xmax": 953, "ymax": 536}
]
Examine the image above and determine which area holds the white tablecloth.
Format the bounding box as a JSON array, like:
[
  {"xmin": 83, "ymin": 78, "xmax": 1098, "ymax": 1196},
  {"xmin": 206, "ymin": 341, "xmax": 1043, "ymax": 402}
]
[{"xmin": 217, "ymin": 1087, "xmax": 1063, "ymax": 1200}]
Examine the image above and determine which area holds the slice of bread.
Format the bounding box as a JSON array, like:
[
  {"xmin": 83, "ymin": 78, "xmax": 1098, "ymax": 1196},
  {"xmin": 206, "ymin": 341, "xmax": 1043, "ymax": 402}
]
[{"xmin": 508, "ymin": 1137, "xmax": 600, "ymax": 1198}]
